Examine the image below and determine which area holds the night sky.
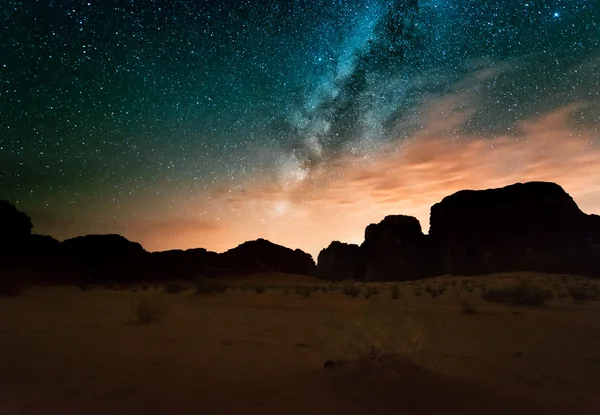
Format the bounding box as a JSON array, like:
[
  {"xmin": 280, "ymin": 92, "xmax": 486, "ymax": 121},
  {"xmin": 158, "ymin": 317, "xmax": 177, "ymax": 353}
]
[{"xmin": 1, "ymin": 0, "xmax": 599, "ymax": 257}]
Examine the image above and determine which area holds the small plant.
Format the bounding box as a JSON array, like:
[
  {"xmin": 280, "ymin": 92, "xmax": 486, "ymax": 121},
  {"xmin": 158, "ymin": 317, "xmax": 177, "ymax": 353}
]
[
  {"xmin": 568, "ymin": 285, "xmax": 600, "ymax": 304},
  {"xmin": 391, "ymin": 285, "xmax": 401, "ymax": 300},
  {"xmin": 425, "ymin": 285, "xmax": 440, "ymax": 300},
  {"xmin": 465, "ymin": 286, "xmax": 474, "ymax": 294},
  {"xmin": 413, "ymin": 287, "xmax": 423, "ymax": 297},
  {"xmin": 195, "ymin": 277, "xmax": 228, "ymax": 294},
  {"xmin": 295, "ymin": 285, "xmax": 313, "ymax": 298},
  {"xmin": 164, "ymin": 281, "xmax": 185, "ymax": 294},
  {"xmin": 131, "ymin": 292, "xmax": 171, "ymax": 323},
  {"xmin": 252, "ymin": 284, "xmax": 266, "ymax": 294},
  {"xmin": 460, "ymin": 299, "xmax": 478, "ymax": 315},
  {"xmin": 481, "ymin": 280, "xmax": 553, "ymax": 306},
  {"xmin": 344, "ymin": 286, "xmax": 361, "ymax": 298},
  {"xmin": 321, "ymin": 286, "xmax": 328, "ymax": 294}
]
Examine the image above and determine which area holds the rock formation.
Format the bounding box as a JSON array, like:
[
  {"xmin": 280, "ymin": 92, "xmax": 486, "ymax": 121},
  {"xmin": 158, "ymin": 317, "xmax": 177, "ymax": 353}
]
[
  {"xmin": 2, "ymin": 180, "xmax": 600, "ymax": 284},
  {"xmin": 429, "ymin": 181, "xmax": 600, "ymax": 277},
  {"xmin": 150, "ymin": 248, "xmax": 221, "ymax": 279},
  {"xmin": 62, "ymin": 234, "xmax": 149, "ymax": 282},
  {"xmin": 316, "ymin": 241, "xmax": 364, "ymax": 281},
  {"xmin": 361, "ymin": 215, "xmax": 429, "ymax": 281},
  {"xmin": 221, "ymin": 238, "xmax": 316, "ymax": 276}
]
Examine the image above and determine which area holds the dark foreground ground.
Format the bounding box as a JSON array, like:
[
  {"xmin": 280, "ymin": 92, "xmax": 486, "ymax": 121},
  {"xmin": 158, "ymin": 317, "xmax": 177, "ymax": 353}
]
[{"xmin": 1, "ymin": 272, "xmax": 599, "ymax": 414}]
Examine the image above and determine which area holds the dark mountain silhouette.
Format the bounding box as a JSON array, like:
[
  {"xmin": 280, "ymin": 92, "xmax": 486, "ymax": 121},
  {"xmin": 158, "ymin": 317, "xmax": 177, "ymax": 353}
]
[
  {"xmin": 428, "ymin": 181, "xmax": 600, "ymax": 277},
  {"xmin": 316, "ymin": 241, "xmax": 364, "ymax": 281},
  {"xmin": 0, "ymin": 199, "xmax": 33, "ymax": 254},
  {"xmin": 316, "ymin": 181, "xmax": 600, "ymax": 280},
  {"xmin": 150, "ymin": 248, "xmax": 221, "ymax": 280},
  {"xmin": 361, "ymin": 215, "xmax": 429, "ymax": 281},
  {"xmin": 220, "ymin": 238, "xmax": 317, "ymax": 276},
  {"xmin": 1, "ymin": 181, "xmax": 599, "ymax": 284}
]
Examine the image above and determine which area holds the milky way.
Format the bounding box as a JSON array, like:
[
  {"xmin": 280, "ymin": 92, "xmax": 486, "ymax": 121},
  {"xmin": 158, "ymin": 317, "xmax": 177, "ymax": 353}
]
[{"xmin": 1, "ymin": 1, "xmax": 599, "ymax": 257}]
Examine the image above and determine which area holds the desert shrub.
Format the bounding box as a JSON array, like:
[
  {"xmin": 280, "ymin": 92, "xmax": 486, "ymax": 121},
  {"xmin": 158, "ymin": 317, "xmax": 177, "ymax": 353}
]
[
  {"xmin": 460, "ymin": 299, "xmax": 478, "ymax": 315},
  {"xmin": 323, "ymin": 301, "xmax": 446, "ymax": 378},
  {"xmin": 321, "ymin": 286, "xmax": 328, "ymax": 294},
  {"xmin": 252, "ymin": 283, "xmax": 266, "ymax": 294},
  {"xmin": 131, "ymin": 292, "xmax": 171, "ymax": 323},
  {"xmin": 425, "ymin": 285, "xmax": 440, "ymax": 300},
  {"xmin": 568, "ymin": 285, "xmax": 600, "ymax": 304},
  {"xmin": 78, "ymin": 283, "xmax": 93, "ymax": 292},
  {"xmin": 413, "ymin": 287, "xmax": 423, "ymax": 297},
  {"xmin": 344, "ymin": 286, "xmax": 361, "ymax": 297},
  {"xmin": 481, "ymin": 280, "xmax": 553, "ymax": 306},
  {"xmin": 391, "ymin": 285, "xmax": 401, "ymax": 300},
  {"xmin": 164, "ymin": 281, "xmax": 185, "ymax": 294},
  {"xmin": 194, "ymin": 277, "xmax": 228, "ymax": 294},
  {"xmin": 0, "ymin": 276, "xmax": 23, "ymax": 297},
  {"xmin": 363, "ymin": 286, "xmax": 380, "ymax": 299},
  {"xmin": 295, "ymin": 285, "xmax": 313, "ymax": 298}
]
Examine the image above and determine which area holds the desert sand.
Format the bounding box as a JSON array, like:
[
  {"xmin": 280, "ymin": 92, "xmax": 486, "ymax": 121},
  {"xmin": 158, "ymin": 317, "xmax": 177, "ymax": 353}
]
[{"xmin": 1, "ymin": 272, "xmax": 599, "ymax": 414}]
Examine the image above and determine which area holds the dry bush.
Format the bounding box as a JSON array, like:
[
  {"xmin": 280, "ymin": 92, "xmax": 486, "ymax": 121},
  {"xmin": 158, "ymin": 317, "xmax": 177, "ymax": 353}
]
[
  {"xmin": 390, "ymin": 285, "xmax": 401, "ymax": 300},
  {"xmin": 295, "ymin": 285, "xmax": 313, "ymax": 298},
  {"xmin": 425, "ymin": 285, "xmax": 440, "ymax": 300},
  {"xmin": 164, "ymin": 281, "xmax": 186, "ymax": 294},
  {"xmin": 252, "ymin": 283, "xmax": 266, "ymax": 294},
  {"xmin": 413, "ymin": 287, "xmax": 423, "ymax": 296},
  {"xmin": 194, "ymin": 277, "xmax": 228, "ymax": 294},
  {"xmin": 131, "ymin": 292, "xmax": 171, "ymax": 323},
  {"xmin": 322, "ymin": 299, "xmax": 445, "ymax": 378},
  {"xmin": 481, "ymin": 280, "xmax": 553, "ymax": 306},
  {"xmin": 568, "ymin": 285, "xmax": 600, "ymax": 304},
  {"xmin": 344, "ymin": 286, "xmax": 361, "ymax": 297},
  {"xmin": 363, "ymin": 286, "xmax": 380, "ymax": 300},
  {"xmin": 460, "ymin": 299, "xmax": 478, "ymax": 315}
]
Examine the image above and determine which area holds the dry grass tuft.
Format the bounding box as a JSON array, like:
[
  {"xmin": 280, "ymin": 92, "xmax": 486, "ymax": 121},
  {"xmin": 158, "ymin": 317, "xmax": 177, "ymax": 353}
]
[
  {"xmin": 390, "ymin": 285, "xmax": 401, "ymax": 300},
  {"xmin": 131, "ymin": 292, "xmax": 171, "ymax": 323},
  {"xmin": 460, "ymin": 299, "xmax": 478, "ymax": 315},
  {"xmin": 344, "ymin": 286, "xmax": 361, "ymax": 297},
  {"xmin": 252, "ymin": 283, "xmax": 266, "ymax": 294},
  {"xmin": 164, "ymin": 281, "xmax": 186, "ymax": 294},
  {"xmin": 194, "ymin": 277, "xmax": 228, "ymax": 294},
  {"xmin": 568, "ymin": 285, "xmax": 600, "ymax": 304},
  {"xmin": 295, "ymin": 285, "xmax": 313, "ymax": 298},
  {"xmin": 322, "ymin": 299, "xmax": 445, "ymax": 379},
  {"xmin": 481, "ymin": 280, "xmax": 553, "ymax": 306}
]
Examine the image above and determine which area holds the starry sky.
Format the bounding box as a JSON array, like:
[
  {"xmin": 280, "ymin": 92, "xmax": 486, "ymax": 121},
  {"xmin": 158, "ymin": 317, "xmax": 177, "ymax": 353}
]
[{"xmin": 1, "ymin": 0, "xmax": 599, "ymax": 258}]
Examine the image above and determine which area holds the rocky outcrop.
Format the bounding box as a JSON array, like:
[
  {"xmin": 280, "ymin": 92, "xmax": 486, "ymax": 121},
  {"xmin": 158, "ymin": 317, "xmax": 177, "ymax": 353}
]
[
  {"xmin": 221, "ymin": 238, "xmax": 316, "ymax": 276},
  {"xmin": 429, "ymin": 181, "xmax": 600, "ymax": 277},
  {"xmin": 62, "ymin": 234, "xmax": 149, "ymax": 282},
  {"xmin": 2, "ymin": 181, "xmax": 599, "ymax": 284},
  {"xmin": 316, "ymin": 241, "xmax": 364, "ymax": 281},
  {"xmin": 361, "ymin": 215, "xmax": 429, "ymax": 281},
  {"xmin": 150, "ymin": 248, "xmax": 221, "ymax": 279},
  {"xmin": 0, "ymin": 199, "xmax": 32, "ymax": 254}
]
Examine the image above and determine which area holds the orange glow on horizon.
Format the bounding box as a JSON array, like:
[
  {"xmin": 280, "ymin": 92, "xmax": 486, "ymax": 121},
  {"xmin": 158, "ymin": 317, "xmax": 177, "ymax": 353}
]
[{"xmin": 113, "ymin": 102, "xmax": 600, "ymax": 260}]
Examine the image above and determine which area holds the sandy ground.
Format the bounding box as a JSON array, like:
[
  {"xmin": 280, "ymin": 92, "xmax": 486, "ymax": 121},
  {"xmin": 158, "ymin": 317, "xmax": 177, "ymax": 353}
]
[{"xmin": 1, "ymin": 272, "xmax": 600, "ymax": 414}]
